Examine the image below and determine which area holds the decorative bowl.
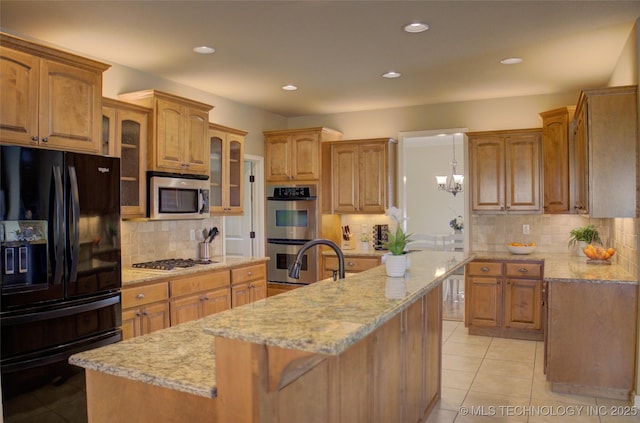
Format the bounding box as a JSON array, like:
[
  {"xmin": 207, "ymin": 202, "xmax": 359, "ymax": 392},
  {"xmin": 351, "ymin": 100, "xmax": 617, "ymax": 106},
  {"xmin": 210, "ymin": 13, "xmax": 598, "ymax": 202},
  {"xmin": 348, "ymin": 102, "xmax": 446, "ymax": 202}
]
[
  {"xmin": 507, "ymin": 244, "xmax": 537, "ymax": 255},
  {"xmin": 583, "ymin": 245, "xmax": 615, "ymax": 261}
]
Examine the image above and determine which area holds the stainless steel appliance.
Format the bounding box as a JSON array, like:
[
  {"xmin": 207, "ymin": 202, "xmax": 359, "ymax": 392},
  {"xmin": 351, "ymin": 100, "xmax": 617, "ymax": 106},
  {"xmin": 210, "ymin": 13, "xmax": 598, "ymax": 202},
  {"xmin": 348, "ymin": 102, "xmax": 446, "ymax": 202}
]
[
  {"xmin": 147, "ymin": 171, "xmax": 210, "ymax": 220},
  {"xmin": 266, "ymin": 185, "xmax": 319, "ymax": 284},
  {"xmin": 0, "ymin": 146, "xmax": 122, "ymax": 413}
]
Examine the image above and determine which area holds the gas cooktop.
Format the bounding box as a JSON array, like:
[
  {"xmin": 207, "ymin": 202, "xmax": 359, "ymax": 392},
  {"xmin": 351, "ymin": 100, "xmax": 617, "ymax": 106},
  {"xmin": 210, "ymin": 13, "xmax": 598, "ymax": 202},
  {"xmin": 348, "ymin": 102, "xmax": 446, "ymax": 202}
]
[{"xmin": 132, "ymin": 258, "xmax": 214, "ymax": 271}]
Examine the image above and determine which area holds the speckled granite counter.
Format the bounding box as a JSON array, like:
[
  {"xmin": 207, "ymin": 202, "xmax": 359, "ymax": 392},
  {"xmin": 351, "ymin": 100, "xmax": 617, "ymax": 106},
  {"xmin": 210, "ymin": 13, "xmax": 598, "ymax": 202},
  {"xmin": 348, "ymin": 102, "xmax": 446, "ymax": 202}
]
[
  {"xmin": 121, "ymin": 256, "xmax": 269, "ymax": 286},
  {"xmin": 202, "ymin": 250, "xmax": 472, "ymax": 355},
  {"xmin": 70, "ymin": 250, "xmax": 470, "ymax": 399},
  {"xmin": 470, "ymin": 251, "xmax": 636, "ymax": 284}
]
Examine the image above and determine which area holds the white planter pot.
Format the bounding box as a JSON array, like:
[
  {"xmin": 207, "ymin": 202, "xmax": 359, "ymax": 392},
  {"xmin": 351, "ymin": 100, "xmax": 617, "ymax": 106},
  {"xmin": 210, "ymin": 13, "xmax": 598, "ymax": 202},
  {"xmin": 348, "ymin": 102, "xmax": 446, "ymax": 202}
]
[
  {"xmin": 577, "ymin": 241, "xmax": 587, "ymax": 256},
  {"xmin": 385, "ymin": 254, "xmax": 408, "ymax": 277}
]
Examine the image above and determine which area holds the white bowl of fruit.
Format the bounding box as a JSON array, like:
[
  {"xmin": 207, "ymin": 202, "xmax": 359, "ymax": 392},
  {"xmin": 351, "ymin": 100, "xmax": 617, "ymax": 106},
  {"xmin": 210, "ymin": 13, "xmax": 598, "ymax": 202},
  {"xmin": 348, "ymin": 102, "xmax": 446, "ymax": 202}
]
[{"xmin": 507, "ymin": 242, "xmax": 537, "ymax": 255}]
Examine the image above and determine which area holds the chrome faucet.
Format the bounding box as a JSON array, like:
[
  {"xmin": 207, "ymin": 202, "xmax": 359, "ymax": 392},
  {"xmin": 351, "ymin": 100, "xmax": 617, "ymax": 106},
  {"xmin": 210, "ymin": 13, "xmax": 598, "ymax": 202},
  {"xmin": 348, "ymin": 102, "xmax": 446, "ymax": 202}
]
[{"xmin": 288, "ymin": 239, "xmax": 345, "ymax": 281}]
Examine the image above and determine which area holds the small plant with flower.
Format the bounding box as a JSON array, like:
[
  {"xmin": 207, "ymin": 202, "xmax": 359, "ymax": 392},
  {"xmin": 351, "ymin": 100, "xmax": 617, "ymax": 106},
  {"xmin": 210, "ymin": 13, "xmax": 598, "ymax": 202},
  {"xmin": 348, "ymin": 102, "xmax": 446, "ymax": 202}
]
[
  {"xmin": 383, "ymin": 207, "xmax": 412, "ymax": 255},
  {"xmin": 449, "ymin": 216, "xmax": 464, "ymax": 231}
]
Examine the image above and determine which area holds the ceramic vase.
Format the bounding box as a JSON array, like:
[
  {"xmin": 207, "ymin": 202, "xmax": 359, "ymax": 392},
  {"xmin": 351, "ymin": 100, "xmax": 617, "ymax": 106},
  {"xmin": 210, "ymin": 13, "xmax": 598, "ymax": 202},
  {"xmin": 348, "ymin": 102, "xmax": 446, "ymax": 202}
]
[
  {"xmin": 385, "ymin": 254, "xmax": 407, "ymax": 277},
  {"xmin": 577, "ymin": 241, "xmax": 587, "ymax": 257}
]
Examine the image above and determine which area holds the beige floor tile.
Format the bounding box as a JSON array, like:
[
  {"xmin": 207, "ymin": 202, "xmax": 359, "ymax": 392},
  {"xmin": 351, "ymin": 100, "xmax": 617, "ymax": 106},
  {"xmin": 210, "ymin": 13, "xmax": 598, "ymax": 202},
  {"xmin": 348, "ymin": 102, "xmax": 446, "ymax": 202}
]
[
  {"xmin": 425, "ymin": 408, "xmax": 458, "ymax": 423},
  {"xmin": 485, "ymin": 340, "xmax": 537, "ymax": 363},
  {"xmin": 442, "ymin": 368, "xmax": 477, "ymax": 390},
  {"xmin": 530, "ymin": 379, "xmax": 598, "ymax": 406},
  {"xmin": 447, "ymin": 332, "xmax": 493, "ymax": 347},
  {"xmin": 442, "ymin": 354, "xmax": 483, "ymax": 373},
  {"xmin": 442, "ymin": 340, "xmax": 489, "ymax": 358},
  {"xmin": 438, "ymin": 386, "xmax": 468, "ymax": 411},
  {"xmin": 478, "ymin": 358, "xmax": 534, "ymax": 379},
  {"xmin": 470, "ymin": 372, "xmax": 533, "ymax": 399}
]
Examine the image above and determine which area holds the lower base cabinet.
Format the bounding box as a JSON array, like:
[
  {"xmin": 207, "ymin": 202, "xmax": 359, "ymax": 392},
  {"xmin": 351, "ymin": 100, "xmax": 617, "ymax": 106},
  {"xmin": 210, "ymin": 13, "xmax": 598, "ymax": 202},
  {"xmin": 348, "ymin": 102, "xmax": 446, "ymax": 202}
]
[
  {"xmin": 121, "ymin": 261, "xmax": 267, "ymax": 339},
  {"xmin": 121, "ymin": 281, "xmax": 170, "ymax": 340},
  {"xmin": 323, "ymin": 254, "xmax": 380, "ymax": 279},
  {"xmin": 465, "ymin": 260, "xmax": 544, "ymax": 340},
  {"xmin": 546, "ymin": 281, "xmax": 638, "ymax": 400}
]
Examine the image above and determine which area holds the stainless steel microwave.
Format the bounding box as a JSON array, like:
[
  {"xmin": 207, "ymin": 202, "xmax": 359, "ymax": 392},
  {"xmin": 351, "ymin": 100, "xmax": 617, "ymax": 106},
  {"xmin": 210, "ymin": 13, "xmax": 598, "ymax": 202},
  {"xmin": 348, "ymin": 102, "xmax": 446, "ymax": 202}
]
[{"xmin": 148, "ymin": 172, "xmax": 210, "ymax": 220}]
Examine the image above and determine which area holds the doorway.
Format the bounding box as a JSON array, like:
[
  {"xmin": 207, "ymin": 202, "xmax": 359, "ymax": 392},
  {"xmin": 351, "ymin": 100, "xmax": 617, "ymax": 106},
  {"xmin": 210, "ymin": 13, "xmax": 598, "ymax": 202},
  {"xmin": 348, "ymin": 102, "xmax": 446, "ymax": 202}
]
[{"xmin": 224, "ymin": 155, "xmax": 265, "ymax": 257}]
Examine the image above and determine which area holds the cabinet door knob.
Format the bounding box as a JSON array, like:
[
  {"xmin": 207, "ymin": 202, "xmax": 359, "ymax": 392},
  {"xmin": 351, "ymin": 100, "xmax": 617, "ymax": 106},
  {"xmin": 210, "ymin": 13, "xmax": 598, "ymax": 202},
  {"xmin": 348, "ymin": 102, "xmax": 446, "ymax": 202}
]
[
  {"xmin": 481, "ymin": 266, "xmax": 490, "ymax": 272},
  {"xmin": 136, "ymin": 293, "xmax": 145, "ymax": 299},
  {"xmin": 42, "ymin": 137, "xmax": 48, "ymax": 142},
  {"xmin": 347, "ymin": 261, "xmax": 355, "ymax": 267},
  {"xmin": 32, "ymin": 136, "xmax": 39, "ymax": 141},
  {"xmin": 247, "ymin": 271, "xmax": 253, "ymax": 276},
  {"xmin": 518, "ymin": 268, "xmax": 529, "ymax": 273}
]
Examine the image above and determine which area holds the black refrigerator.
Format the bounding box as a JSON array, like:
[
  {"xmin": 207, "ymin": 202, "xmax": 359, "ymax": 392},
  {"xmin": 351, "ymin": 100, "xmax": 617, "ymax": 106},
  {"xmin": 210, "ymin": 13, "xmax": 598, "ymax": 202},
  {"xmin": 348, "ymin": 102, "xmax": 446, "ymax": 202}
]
[{"xmin": 0, "ymin": 146, "xmax": 123, "ymax": 408}]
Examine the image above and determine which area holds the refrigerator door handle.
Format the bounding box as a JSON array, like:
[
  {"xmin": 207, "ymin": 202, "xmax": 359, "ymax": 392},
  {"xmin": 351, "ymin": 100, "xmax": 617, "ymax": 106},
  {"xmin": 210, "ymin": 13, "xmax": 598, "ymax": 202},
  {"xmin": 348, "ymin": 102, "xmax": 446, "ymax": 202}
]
[
  {"xmin": 68, "ymin": 166, "xmax": 80, "ymax": 283},
  {"xmin": 52, "ymin": 166, "xmax": 64, "ymax": 285}
]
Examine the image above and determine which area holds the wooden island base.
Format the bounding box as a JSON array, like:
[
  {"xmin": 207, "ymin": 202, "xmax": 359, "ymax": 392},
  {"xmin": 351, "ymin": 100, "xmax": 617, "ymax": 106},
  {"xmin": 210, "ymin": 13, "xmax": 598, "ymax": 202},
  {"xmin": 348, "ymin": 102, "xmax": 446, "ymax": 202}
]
[
  {"xmin": 84, "ymin": 370, "xmax": 218, "ymax": 422},
  {"xmin": 84, "ymin": 285, "xmax": 443, "ymax": 423},
  {"xmin": 215, "ymin": 285, "xmax": 443, "ymax": 423}
]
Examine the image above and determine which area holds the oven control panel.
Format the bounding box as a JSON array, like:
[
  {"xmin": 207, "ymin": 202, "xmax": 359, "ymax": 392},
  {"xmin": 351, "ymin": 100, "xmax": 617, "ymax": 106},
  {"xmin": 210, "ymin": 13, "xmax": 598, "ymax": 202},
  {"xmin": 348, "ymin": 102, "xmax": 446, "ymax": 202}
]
[{"xmin": 268, "ymin": 185, "xmax": 317, "ymax": 200}]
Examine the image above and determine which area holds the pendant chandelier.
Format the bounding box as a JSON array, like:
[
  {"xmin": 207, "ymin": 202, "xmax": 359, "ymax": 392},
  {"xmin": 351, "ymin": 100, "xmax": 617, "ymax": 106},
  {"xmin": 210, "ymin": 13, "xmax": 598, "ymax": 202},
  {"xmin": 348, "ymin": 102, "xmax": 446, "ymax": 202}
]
[{"xmin": 435, "ymin": 138, "xmax": 464, "ymax": 196}]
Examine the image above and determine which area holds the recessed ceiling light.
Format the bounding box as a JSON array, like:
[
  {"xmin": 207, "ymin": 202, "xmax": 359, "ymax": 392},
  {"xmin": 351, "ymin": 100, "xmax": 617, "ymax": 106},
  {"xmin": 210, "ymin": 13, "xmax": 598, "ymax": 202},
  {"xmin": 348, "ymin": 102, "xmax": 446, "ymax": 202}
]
[
  {"xmin": 193, "ymin": 46, "xmax": 215, "ymax": 54},
  {"xmin": 403, "ymin": 22, "xmax": 429, "ymax": 33},
  {"xmin": 282, "ymin": 84, "xmax": 298, "ymax": 91},
  {"xmin": 500, "ymin": 57, "xmax": 523, "ymax": 65},
  {"xmin": 382, "ymin": 71, "xmax": 401, "ymax": 79}
]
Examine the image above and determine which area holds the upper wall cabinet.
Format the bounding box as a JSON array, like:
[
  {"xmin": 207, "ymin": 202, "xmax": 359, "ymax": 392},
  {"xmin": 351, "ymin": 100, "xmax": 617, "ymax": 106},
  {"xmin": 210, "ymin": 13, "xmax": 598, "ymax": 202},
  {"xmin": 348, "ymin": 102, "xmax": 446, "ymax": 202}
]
[
  {"xmin": 328, "ymin": 138, "xmax": 397, "ymax": 214},
  {"xmin": 102, "ymin": 98, "xmax": 150, "ymax": 219},
  {"xmin": 209, "ymin": 123, "xmax": 247, "ymax": 215},
  {"xmin": 118, "ymin": 90, "xmax": 213, "ymax": 176},
  {"xmin": 539, "ymin": 107, "xmax": 575, "ymax": 214},
  {"xmin": 264, "ymin": 127, "xmax": 342, "ymax": 182},
  {"xmin": 469, "ymin": 129, "xmax": 542, "ymax": 213},
  {"xmin": 572, "ymin": 85, "xmax": 638, "ymax": 218},
  {"xmin": 0, "ymin": 33, "xmax": 110, "ymax": 154}
]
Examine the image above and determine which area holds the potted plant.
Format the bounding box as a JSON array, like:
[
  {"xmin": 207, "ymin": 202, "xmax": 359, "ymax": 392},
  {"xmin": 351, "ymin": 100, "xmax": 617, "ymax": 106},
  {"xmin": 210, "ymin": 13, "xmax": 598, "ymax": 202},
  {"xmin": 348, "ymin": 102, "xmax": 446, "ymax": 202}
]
[
  {"xmin": 568, "ymin": 224, "xmax": 601, "ymax": 256},
  {"xmin": 383, "ymin": 207, "xmax": 412, "ymax": 277}
]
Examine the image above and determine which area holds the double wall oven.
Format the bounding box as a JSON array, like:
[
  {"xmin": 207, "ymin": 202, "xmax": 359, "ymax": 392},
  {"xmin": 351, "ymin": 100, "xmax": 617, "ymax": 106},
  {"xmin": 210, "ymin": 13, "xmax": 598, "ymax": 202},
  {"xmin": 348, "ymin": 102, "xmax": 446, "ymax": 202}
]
[{"xmin": 266, "ymin": 185, "xmax": 319, "ymax": 285}]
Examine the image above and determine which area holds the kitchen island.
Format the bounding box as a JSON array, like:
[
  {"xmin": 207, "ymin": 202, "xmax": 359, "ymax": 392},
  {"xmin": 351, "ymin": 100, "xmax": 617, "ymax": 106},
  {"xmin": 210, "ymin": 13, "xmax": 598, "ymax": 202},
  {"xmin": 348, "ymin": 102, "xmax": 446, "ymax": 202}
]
[{"xmin": 70, "ymin": 250, "xmax": 471, "ymax": 422}]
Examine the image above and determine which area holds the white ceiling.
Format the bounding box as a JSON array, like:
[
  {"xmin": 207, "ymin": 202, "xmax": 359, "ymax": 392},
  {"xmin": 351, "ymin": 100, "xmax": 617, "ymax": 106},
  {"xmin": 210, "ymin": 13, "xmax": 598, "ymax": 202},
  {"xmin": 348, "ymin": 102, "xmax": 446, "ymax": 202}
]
[{"xmin": 1, "ymin": 1, "xmax": 639, "ymax": 117}]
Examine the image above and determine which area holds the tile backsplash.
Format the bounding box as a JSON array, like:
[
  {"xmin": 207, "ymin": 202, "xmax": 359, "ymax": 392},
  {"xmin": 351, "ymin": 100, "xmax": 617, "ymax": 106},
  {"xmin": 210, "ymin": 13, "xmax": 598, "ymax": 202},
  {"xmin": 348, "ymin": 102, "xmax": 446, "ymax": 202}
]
[{"xmin": 120, "ymin": 217, "xmax": 223, "ymax": 268}]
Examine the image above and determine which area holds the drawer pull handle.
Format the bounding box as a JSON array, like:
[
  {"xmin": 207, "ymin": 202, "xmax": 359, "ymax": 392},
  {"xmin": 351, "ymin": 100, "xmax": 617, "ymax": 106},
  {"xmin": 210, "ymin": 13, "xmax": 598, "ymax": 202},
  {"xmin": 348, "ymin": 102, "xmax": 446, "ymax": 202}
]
[
  {"xmin": 518, "ymin": 268, "xmax": 529, "ymax": 273},
  {"xmin": 348, "ymin": 262, "xmax": 355, "ymax": 267},
  {"xmin": 481, "ymin": 266, "xmax": 490, "ymax": 272},
  {"xmin": 247, "ymin": 271, "xmax": 253, "ymax": 276},
  {"xmin": 136, "ymin": 293, "xmax": 145, "ymax": 299}
]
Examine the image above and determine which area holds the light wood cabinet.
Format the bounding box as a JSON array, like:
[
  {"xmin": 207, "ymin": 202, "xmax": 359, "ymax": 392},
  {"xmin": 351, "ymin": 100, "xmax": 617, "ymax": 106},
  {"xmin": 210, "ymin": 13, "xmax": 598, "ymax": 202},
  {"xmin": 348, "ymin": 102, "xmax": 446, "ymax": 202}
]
[
  {"xmin": 329, "ymin": 138, "xmax": 397, "ymax": 214},
  {"xmin": 121, "ymin": 281, "xmax": 170, "ymax": 340},
  {"xmin": 323, "ymin": 254, "xmax": 380, "ymax": 279},
  {"xmin": 231, "ymin": 263, "xmax": 267, "ymax": 307},
  {"xmin": 571, "ymin": 85, "xmax": 637, "ymax": 218},
  {"xmin": 169, "ymin": 270, "xmax": 231, "ymax": 326},
  {"xmin": 0, "ymin": 33, "xmax": 109, "ymax": 153},
  {"xmin": 118, "ymin": 90, "xmax": 213, "ymax": 176},
  {"xmin": 465, "ymin": 260, "xmax": 543, "ymax": 340},
  {"xmin": 539, "ymin": 107, "xmax": 575, "ymax": 214},
  {"xmin": 546, "ymin": 281, "xmax": 637, "ymax": 400},
  {"xmin": 264, "ymin": 127, "xmax": 342, "ymax": 182},
  {"xmin": 469, "ymin": 129, "xmax": 542, "ymax": 213},
  {"xmin": 209, "ymin": 123, "xmax": 246, "ymax": 215},
  {"xmin": 102, "ymin": 98, "xmax": 150, "ymax": 218}
]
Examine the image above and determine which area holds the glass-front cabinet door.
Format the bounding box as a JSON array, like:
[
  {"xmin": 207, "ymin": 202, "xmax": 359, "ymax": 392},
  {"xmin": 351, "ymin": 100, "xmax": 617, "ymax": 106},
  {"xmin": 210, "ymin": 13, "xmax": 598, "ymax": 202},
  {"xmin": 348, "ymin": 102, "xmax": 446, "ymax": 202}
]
[
  {"xmin": 102, "ymin": 98, "xmax": 149, "ymax": 219},
  {"xmin": 209, "ymin": 123, "xmax": 246, "ymax": 215}
]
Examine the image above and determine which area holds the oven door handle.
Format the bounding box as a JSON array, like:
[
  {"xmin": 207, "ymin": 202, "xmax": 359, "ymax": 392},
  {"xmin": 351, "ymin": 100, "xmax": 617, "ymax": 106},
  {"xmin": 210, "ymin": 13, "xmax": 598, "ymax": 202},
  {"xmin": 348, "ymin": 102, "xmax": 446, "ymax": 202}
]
[{"xmin": 267, "ymin": 239, "xmax": 310, "ymax": 246}]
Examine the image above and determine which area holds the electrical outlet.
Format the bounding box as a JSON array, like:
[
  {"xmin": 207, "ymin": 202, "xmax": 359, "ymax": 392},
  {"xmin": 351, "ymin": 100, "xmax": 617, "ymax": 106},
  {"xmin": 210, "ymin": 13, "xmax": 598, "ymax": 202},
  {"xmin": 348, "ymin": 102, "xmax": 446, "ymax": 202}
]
[
  {"xmin": 522, "ymin": 224, "xmax": 530, "ymax": 235},
  {"xmin": 189, "ymin": 229, "xmax": 196, "ymax": 240}
]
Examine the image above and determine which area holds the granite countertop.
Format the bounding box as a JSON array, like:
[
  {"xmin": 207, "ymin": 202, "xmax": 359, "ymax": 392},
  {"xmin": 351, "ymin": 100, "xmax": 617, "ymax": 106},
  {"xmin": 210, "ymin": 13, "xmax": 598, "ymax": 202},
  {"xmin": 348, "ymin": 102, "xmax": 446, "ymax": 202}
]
[
  {"xmin": 70, "ymin": 317, "xmax": 218, "ymax": 398},
  {"xmin": 202, "ymin": 250, "xmax": 472, "ymax": 355},
  {"xmin": 121, "ymin": 256, "xmax": 270, "ymax": 286},
  {"xmin": 70, "ymin": 250, "xmax": 469, "ymax": 398},
  {"xmin": 470, "ymin": 251, "xmax": 637, "ymax": 284}
]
